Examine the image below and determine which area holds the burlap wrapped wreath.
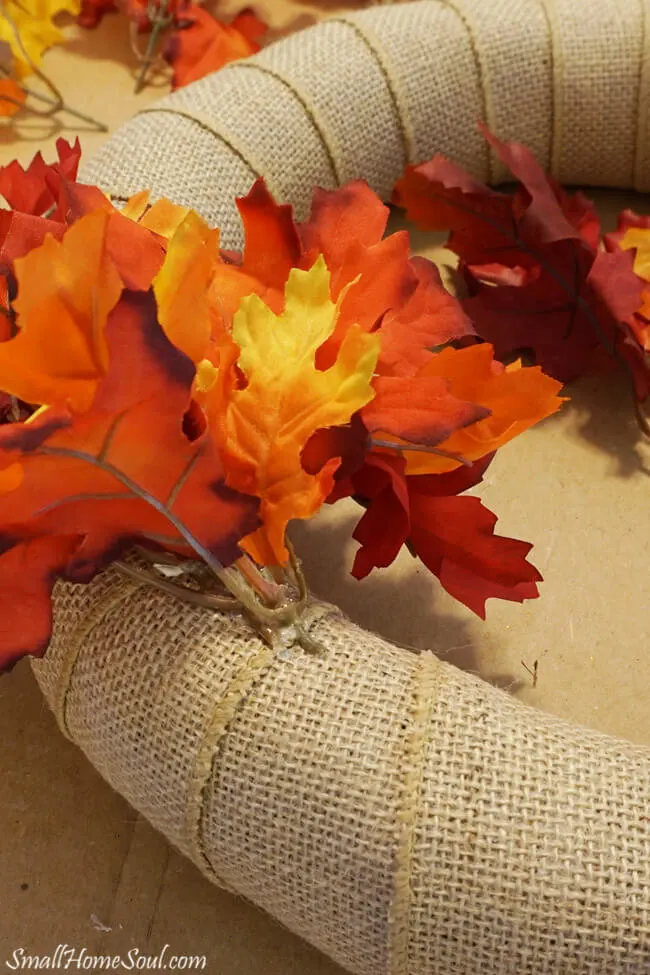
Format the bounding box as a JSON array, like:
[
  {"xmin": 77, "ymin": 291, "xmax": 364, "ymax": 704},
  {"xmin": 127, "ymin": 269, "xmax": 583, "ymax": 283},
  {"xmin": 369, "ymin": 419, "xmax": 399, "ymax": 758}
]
[{"xmin": 30, "ymin": 2, "xmax": 650, "ymax": 974}]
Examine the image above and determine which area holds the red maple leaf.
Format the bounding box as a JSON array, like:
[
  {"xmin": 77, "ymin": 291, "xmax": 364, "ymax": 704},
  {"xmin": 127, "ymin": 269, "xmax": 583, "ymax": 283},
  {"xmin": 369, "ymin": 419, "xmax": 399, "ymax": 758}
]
[
  {"xmin": 333, "ymin": 450, "xmax": 539, "ymax": 618},
  {"xmin": 394, "ymin": 125, "xmax": 649, "ymax": 399},
  {"xmin": 0, "ymin": 138, "xmax": 81, "ymax": 219}
]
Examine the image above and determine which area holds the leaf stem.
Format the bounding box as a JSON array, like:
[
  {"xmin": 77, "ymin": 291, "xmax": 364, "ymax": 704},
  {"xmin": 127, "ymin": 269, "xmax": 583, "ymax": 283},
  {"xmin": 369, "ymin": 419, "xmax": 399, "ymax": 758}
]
[
  {"xmin": 0, "ymin": 28, "xmax": 107, "ymax": 130},
  {"xmin": 36, "ymin": 443, "xmax": 302, "ymax": 629},
  {"xmin": 370, "ymin": 437, "xmax": 472, "ymax": 467},
  {"xmin": 133, "ymin": 1, "xmax": 172, "ymax": 93}
]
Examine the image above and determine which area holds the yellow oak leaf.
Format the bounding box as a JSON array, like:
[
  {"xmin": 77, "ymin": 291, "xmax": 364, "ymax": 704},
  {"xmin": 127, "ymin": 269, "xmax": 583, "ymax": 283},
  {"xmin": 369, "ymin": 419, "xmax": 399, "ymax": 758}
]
[
  {"xmin": 0, "ymin": 0, "xmax": 81, "ymax": 79},
  {"xmin": 214, "ymin": 255, "xmax": 380, "ymax": 566}
]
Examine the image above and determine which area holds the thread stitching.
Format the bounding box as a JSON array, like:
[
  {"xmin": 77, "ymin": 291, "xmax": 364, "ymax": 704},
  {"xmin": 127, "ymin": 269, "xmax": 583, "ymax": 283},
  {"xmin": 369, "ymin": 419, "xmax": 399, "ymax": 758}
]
[
  {"xmin": 535, "ymin": 0, "xmax": 558, "ymax": 180},
  {"xmin": 52, "ymin": 581, "xmax": 142, "ymax": 739},
  {"xmin": 233, "ymin": 61, "xmax": 343, "ymax": 186},
  {"xmin": 135, "ymin": 106, "xmax": 281, "ymax": 197},
  {"xmin": 186, "ymin": 643, "xmax": 277, "ymax": 884},
  {"xmin": 635, "ymin": 0, "xmax": 650, "ymax": 190},
  {"xmin": 329, "ymin": 16, "xmax": 414, "ymax": 168},
  {"xmin": 540, "ymin": 0, "xmax": 565, "ymax": 180},
  {"xmin": 388, "ymin": 652, "xmax": 443, "ymax": 975}
]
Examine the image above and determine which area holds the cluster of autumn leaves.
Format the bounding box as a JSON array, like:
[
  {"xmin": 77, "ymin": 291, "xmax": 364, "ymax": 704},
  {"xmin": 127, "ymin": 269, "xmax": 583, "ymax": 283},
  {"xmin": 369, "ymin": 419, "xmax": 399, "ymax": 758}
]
[
  {"xmin": 0, "ymin": 129, "xmax": 650, "ymax": 671},
  {"xmin": 78, "ymin": 0, "xmax": 267, "ymax": 91},
  {"xmin": 0, "ymin": 0, "xmax": 267, "ymax": 121}
]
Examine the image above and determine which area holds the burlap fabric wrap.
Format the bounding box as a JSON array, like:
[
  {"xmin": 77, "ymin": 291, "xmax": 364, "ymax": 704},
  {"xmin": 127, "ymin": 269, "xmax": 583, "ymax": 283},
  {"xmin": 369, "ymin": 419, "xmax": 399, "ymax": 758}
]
[{"xmin": 31, "ymin": 1, "xmax": 650, "ymax": 973}]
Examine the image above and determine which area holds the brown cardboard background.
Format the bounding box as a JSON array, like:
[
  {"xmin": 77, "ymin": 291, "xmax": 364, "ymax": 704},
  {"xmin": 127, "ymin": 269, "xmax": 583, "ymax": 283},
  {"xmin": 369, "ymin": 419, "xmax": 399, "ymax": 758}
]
[{"xmin": 0, "ymin": 4, "xmax": 648, "ymax": 970}]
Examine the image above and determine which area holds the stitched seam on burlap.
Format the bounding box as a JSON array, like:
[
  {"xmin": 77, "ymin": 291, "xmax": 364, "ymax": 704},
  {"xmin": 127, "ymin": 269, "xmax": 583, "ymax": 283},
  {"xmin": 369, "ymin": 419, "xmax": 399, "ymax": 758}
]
[
  {"xmin": 388, "ymin": 652, "xmax": 443, "ymax": 975},
  {"xmin": 432, "ymin": 0, "xmax": 494, "ymax": 183},
  {"xmin": 232, "ymin": 62, "xmax": 343, "ymax": 186},
  {"xmin": 52, "ymin": 581, "xmax": 142, "ymax": 740},
  {"xmin": 635, "ymin": 0, "xmax": 650, "ymax": 189},
  {"xmin": 540, "ymin": 0, "xmax": 563, "ymax": 179},
  {"xmin": 328, "ymin": 16, "xmax": 414, "ymax": 168},
  {"xmin": 185, "ymin": 642, "xmax": 276, "ymax": 884},
  {"xmin": 537, "ymin": 0, "xmax": 558, "ymax": 180},
  {"xmin": 135, "ymin": 106, "xmax": 281, "ymax": 197}
]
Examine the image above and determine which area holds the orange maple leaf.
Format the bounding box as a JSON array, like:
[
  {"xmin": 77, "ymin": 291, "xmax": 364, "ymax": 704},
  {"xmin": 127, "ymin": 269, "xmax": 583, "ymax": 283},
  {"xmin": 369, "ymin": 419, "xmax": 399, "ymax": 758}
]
[
  {"xmin": 397, "ymin": 344, "xmax": 565, "ymax": 475},
  {"xmin": 0, "ymin": 210, "xmax": 122, "ymax": 413},
  {"xmin": 164, "ymin": 8, "xmax": 266, "ymax": 90},
  {"xmin": 0, "ymin": 286, "xmax": 259, "ymax": 668}
]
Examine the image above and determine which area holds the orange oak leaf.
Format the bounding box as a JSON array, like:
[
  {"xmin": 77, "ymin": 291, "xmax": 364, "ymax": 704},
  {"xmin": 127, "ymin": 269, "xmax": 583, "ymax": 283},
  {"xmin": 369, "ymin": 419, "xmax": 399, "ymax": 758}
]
[
  {"xmin": 362, "ymin": 373, "xmax": 488, "ymax": 447},
  {"xmin": 58, "ymin": 181, "xmax": 166, "ymax": 291},
  {"xmin": 0, "ymin": 210, "xmax": 122, "ymax": 413},
  {"xmin": 0, "ymin": 288, "xmax": 259, "ymax": 666},
  {"xmin": 211, "ymin": 256, "xmax": 379, "ymax": 566},
  {"xmin": 164, "ymin": 8, "xmax": 266, "ymax": 90},
  {"xmin": 399, "ymin": 343, "xmax": 565, "ymax": 475}
]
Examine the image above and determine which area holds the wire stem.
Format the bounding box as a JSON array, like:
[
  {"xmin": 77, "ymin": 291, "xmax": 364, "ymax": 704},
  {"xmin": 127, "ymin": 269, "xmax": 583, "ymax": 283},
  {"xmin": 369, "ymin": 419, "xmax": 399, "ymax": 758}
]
[{"xmin": 370, "ymin": 437, "xmax": 473, "ymax": 467}]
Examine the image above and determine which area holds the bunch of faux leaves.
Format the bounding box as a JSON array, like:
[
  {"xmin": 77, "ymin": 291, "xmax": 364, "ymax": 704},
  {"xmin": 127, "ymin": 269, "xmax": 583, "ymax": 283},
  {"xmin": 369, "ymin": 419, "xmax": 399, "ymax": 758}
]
[
  {"xmin": 77, "ymin": 0, "xmax": 268, "ymax": 92},
  {"xmin": 0, "ymin": 0, "xmax": 108, "ymax": 131},
  {"xmin": 0, "ymin": 140, "xmax": 563, "ymax": 671},
  {"xmin": 395, "ymin": 124, "xmax": 650, "ymax": 419}
]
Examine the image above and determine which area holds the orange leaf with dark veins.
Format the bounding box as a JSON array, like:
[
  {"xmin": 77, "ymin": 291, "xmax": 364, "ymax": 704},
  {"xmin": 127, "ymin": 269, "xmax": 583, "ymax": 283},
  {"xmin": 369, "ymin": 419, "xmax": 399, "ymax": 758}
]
[
  {"xmin": 362, "ymin": 373, "xmax": 488, "ymax": 447},
  {"xmin": 58, "ymin": 181, "xmax": 166, "ymax": 291},
  {"xmin": 0, "ymin": 210, "xmax": 122, "ymax": 413},
  {"xmin": 0, "ymin": 289, "xmax": 259, "ymax": 665}
]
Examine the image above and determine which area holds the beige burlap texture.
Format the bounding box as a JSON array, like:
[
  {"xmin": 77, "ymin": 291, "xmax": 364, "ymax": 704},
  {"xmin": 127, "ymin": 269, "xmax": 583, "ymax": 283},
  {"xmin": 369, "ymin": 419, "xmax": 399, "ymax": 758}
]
[
  {"xmin": 32, "ymin": 1, "xmax": 650, "ymax": 973},
  {"xmin": 80, "ymin": 0, "xmax": 650, "ymax": 247}
]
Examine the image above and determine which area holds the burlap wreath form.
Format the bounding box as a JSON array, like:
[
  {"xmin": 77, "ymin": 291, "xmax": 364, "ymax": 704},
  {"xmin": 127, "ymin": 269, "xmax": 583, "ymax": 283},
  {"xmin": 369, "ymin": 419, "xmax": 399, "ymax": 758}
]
[{"xmin": 31, "ymin": 2, "xmax": 650, "ymax": 974}]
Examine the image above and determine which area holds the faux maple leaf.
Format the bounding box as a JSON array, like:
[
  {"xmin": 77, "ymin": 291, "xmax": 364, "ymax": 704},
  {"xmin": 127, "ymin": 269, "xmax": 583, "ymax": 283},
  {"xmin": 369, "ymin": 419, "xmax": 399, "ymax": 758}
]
[
  {"xmin": 0, "ymin": 216, "xmax": 259, "ymax": 670},
  {"xmin": 212, "ymin": 177, "xmax": 473, "ymax": 375},
  {"xmin": 398, "ymin": 343, "xmax": 564, "ymax": 475},
  {"xmin": 0, "ymin": 138, "xmax": 80, "ymax": 219},
  {"xmin": 333, "ymin": 451, "xmax": 540, "ymax": 618},
  {"xmin": 394, "ymin": 125, "xmax": 650, "ymax": 400},
  {"xmin": 606, "ymin": 211, "xmax": 650, "ymax": 349},
  {"xmin": 164, "ymin": 7, "xmax": 266, "ymax": 90},
  {"xmin": 0, "ymin": 151, "xmax": 566, "ymax": 645},
  {"xmin": 0, "ymin": 0, "xmax": 81, "ymax": 79}
]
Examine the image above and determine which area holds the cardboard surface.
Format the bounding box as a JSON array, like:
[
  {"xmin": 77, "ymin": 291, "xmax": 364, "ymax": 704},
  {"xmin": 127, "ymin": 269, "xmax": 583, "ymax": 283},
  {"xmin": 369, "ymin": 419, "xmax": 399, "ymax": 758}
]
[{"xmin": 0, "ymin": 6, "xmax": 649, "ymax": 971}]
